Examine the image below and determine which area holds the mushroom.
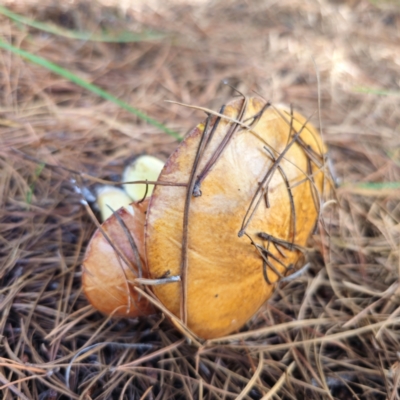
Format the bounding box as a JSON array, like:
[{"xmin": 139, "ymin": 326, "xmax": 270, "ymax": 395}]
[
  {"xmin": 82, "ymin": 155, "xmax": 166, "ymax": 317},
  {"xmin": 82, "ymin": 96, "xmax": 328, "ymax": 339},
  {"xmin": 145, "ymin": 97, "xmax": 328, "ymax": 339},
  {"xmin": 82, "ymin": 199, "xmax": 154, "ymax": 317}
]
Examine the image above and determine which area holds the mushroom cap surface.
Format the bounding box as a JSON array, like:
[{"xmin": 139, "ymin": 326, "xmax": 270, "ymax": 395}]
[{"xmin": 146, "ymin": 97, "xmax": 327, "ymax": 339}]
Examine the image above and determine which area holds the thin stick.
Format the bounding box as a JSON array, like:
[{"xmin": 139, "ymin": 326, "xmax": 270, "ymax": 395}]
[
  {"xmin": 180, "ymin": 114, "xmax": 212, "ymax": 324},
  {"xmin": 243, "ymin": 100, "xmax": 271, "ymax": 128},
  {"xmin": 107, "ymin": 205, "xmax": 143, "ymax": 279},
  {"xmin": 121, "ymin": 180, "xmax": 187, "ymax": 187},
  {"xmin": 259, "ymin": 245, "xmax": 293, "ymax": 272},
  {"xmin": 263, "ymin": 146, "xmax": 296, "ymax": 245},
  {"xmin": 306, "ymin": 157, "xmax": 322, "ymax": 234},
  {"xmin": 193, "ymin": 97, "xmax": 248, "ymax": 196},
  {"xmin": 203, "ymin": 105, "xmax": 225, "ymax": 152},
  {"xmin": 273, "ymin": 105, "xmax": 324, "ymax": 160},
  {"xmin": 257, "ymin": 232, "xmax": 307, "ymax": 253},
  {"xmin": 165, "ymin": 100, "xmax": 254, "ymax": 129},
  {"xmin": 137, "ymin": 180, "xmax": 149, "ymax": 204},
  {"xmin": 239, "ymin": 114, "xmax": 314, "ymax": 237},
  {"xmin": 244, "ymin": 233, "xmax": 285, "ymax": 284}
]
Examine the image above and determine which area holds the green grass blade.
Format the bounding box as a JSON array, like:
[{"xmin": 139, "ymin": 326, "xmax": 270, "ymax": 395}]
[
  {"xmin": 0, "ymin": 5, "xmax": 165, "ymax": 42},
  {"xmin": 351, "ymin": 182, "xmax": 400, "ymax": 190},
  {"xmin": 354, "ymin": 86, "xmax": 400, "ymax": 97},
  {"xmin": 340, "ymin": 181, "xmax": 400, "ymax": 196},
  {"xmin": 0, "ymin": 38, "xmax": 180, "ymax": 139}
]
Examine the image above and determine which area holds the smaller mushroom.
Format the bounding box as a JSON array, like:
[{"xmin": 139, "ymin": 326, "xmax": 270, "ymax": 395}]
[
  {"xmin": 82, "ymin": 155, "xmax": 165, "ymax": 317},
  {"xmin": 82, "ymin": 200, "xmax": 154, "ymax": 317}
]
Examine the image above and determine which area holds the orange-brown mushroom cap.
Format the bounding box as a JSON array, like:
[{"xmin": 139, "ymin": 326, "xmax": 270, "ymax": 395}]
[
  {"xmin": 82, "ymin": 200, "xmax": 154, "ymax": 317},
  {"xmin": 145, "ymin": 97, "xmax": 327, "ymax": 339}
]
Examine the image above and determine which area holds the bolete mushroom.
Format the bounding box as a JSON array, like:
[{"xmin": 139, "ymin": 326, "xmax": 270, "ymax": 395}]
[
  {"xmin": 82, "ymin": 155, "xmax": 165, "ymax": 317},
  {"xmin": 82, "ymin": 96, "xmax": 328, "ymax": 340},
  {"xmin": 82, "ymin": 199, "xmax": 154, "ymax": 317}
]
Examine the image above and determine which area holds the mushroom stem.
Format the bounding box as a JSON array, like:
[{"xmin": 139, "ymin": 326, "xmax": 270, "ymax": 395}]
[
  {"xmin": 123, "ymin": 155, "xmax": 165, "ymax": 201},
  {"xmin": 96, "ymin": 186, "xmax": 133, "ymax": 222}
]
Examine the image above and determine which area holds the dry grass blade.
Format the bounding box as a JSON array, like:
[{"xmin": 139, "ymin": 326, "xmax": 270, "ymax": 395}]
[
  {"xmin": 139, "ymin": 385, "xmax": 153, "ymax": 400},
  {"xmin": 261, "ymin": 361, "xmax": 296, "ymax": 400},
  {"xmin": 206, "ymin": 318, "xmax": 336, "ymax": 344},
  {"xmin": 236, "ymin": 352, "xmax": 264, "ymax": 400},
  {"xmin": 0, "ymin": 374, "xmax": 31, "ymax": 400},
  {"xmin": 233, "ymin": 318, "xmax": 400, "ymax": 351},
  {"xmin": 115, "ymin": 340, "xmax": 185, "ymax": 370}
]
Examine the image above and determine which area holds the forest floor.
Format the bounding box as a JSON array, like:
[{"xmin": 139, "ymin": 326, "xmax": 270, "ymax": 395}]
[{"xmin": 1, "ymin": 0, "xmax": 400, "ymax": 399}]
